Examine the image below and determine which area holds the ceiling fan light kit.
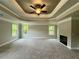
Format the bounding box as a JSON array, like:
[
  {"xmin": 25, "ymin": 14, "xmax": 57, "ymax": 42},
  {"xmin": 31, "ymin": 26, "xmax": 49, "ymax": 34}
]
[{"xmin": 36, "ymin": 8, "xmax": 41, "ymax": 14}]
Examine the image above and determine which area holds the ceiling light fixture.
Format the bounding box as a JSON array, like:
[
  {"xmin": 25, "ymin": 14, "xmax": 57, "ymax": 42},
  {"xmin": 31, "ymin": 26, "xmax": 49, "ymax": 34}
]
[
  {"xmin": 36, "ymin": 8, "xmax": 42, "ymax": 15},
  {"xmin": 30, "ymin": 4, "xmax": 47, "ymax": 16}
]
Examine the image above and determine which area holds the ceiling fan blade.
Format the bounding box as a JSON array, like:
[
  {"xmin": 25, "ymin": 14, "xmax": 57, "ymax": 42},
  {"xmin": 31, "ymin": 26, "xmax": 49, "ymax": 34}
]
[
  {"xmin": 41, "ymin": 11, "xmax": 47, "ymax": 13},
  {"xmin": 41, "ymin": 4, "xmax": 46, "ymax": 9},
  {"xmin": 27, "ymin": 11, "xmax": 36, "ymax": 14},
  {"xmin": 30, "ymin": 5, "xmax": 36, "ymax": 9}
]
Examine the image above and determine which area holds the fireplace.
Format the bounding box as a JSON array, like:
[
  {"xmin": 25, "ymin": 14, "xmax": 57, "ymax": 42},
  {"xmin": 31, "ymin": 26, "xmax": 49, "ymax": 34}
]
[{"xmin": 60, "ymin": 35, "xmax": 67, "ymax": 46}]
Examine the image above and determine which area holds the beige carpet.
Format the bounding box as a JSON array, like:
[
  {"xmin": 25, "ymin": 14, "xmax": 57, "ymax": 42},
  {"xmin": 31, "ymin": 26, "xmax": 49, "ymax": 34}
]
[{"xmin": 0, "ymin": 38, "xmax": 79, "ymax": 59}]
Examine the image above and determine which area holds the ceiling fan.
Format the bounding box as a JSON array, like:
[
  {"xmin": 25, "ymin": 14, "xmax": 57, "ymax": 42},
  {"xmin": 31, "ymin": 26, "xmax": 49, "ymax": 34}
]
[{"xmin": 29, "ymin": 4, "xmax": 47, "ymax": 15}]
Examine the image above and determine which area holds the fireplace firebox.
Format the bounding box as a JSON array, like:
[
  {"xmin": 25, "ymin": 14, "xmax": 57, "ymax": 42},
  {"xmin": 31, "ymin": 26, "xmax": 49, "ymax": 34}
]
[{"xmin": 60, "ymin": 35, "xmax": 67, "ymax": 46}]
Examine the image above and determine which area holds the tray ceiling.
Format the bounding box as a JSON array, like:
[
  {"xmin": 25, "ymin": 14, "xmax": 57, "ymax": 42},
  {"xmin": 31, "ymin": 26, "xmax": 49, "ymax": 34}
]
[
  {"xmin": 1, "ymin": 0, "xmax": 78, "ymax": 21},
  {"xmin": 15, "ymin": 0, "xmax": 61, "ymax": 14}
]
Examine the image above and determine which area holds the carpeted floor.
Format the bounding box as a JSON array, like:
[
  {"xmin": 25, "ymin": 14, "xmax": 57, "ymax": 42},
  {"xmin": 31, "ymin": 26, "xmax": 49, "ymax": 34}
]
[{"xmin": 0, "ymin": 38, "xmax": 79, "ymax": 59}]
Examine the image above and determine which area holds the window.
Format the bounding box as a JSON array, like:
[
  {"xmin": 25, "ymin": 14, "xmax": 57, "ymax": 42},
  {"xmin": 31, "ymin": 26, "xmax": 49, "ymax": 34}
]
[
  {"xmin": 22, "ymin": 24, "xmax": 28, "ymax": 34},
  {"xmin": 12, "ymin": 24, "xmax": 18, "ymax": 37},
  {"xmin": 49, "ymin": 26, "xmax": 55, "ymax": 35}
]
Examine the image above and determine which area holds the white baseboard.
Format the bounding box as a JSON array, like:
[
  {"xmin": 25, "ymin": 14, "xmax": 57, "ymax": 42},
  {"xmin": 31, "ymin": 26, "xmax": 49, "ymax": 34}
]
[
  {"xmin": 24, "ymin": 37, "xmax": 50, "ymax": 39},
  {"xmin": 57, "ymin": 41, "xmax": 72, "ymax": 49},
  {"xmin": 57, "ymin": 40, "xmax": 79, "ymax": 50},
  {"xmin": 0, "ymin": 39, "xmax": 17, "ymax": 47},
  {"xmin": 71, "ymin": 47, "xmax": 79, "ymax": 50}
]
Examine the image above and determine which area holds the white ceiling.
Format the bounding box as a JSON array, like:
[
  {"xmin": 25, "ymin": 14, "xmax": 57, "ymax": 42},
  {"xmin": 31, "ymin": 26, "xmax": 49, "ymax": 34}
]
[{"xmin": 0, "ymin": 0, "xmax": 79, "ymax": 22}]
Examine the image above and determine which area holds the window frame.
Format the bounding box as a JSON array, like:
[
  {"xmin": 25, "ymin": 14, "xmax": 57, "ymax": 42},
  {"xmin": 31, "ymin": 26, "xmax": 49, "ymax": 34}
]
[
  {"xmin": 49, "ymin": 25, "xmax": 55, "ymax": 35},
  {"xmin": 12, "ymin": 24, "xmax": 18, "ymax": 37}
]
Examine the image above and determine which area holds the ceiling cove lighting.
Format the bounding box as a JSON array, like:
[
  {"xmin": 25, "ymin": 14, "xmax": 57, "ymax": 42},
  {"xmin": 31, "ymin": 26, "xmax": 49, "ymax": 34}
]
[{"xmin": 32, "ymin": 0, "xmax": 43, "ymax": 4}]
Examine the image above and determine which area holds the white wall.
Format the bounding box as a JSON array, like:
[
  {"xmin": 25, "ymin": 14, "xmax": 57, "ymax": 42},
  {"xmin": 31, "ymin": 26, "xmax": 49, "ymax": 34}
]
[
  {"xmin": 57, "ymin": 16, "xmax": 79, "ymax": 49},
  {"xmin": 71, "ymin": 17, "xmax": 79, "ymax": 48},
  {"xmin": 0, "ymin": 20, "xmax": 12, "ymax": 44},
  {"xmin": 23, "ymin": 25, "xmax": 49, "ymax": 39},
  {"xmin": 0, "ymin": 20, "xmax": 18, "ymax": 46},
  {"xmin": 57, "ymin": 17, "xmax": 72, "ymax": 48}
]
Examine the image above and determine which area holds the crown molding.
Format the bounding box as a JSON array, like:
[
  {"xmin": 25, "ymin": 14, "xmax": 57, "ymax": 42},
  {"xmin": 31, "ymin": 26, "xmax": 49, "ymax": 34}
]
[{"xmin": 56, "ymin": 3, "xmax": 79, "ymax": 20}]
